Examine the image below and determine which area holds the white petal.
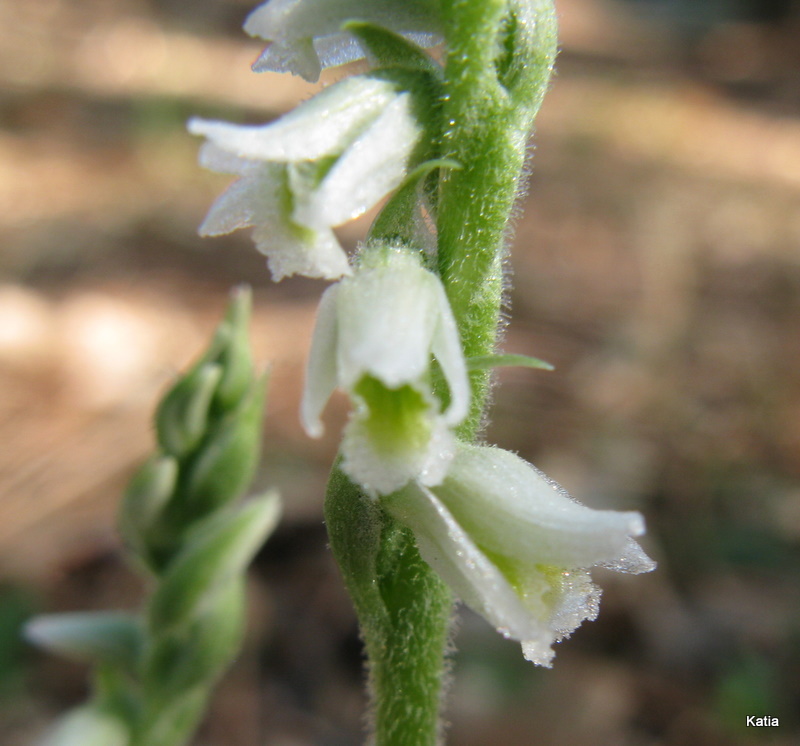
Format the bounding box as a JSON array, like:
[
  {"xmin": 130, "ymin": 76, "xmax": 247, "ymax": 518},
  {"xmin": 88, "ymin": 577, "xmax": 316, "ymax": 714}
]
[
  {"xmin": 430, "ymin": 280, "xmax": 469, "ymax": 426},
  {"xmin": 198, "ymin": 171, "xmax": 269, "ymax": 236},
  {"xmin": 599, "ymin": 537, "xmax": 657, "ymax": 575},
  {"xmin": 196, "ymin": 141, "xmax": 253, "ymax": 175},
  {"xmin": 436, "ymin": 444, "xmax": 655, "ymax": 570},
  {"xmin": 301, "ymin": 284, "xmax": 341, "ymax": 437},
  {"xmin": 385, "ymin": 484, "xmax": 553, "ymax": 646},
  {"xmin": 188, "ymin": 78, "xmax": 398, "ymax": 162},
  {"xmin": 334, "ymin": 251, "xmax": 440, "ymax": 388},
  {"xmin": 245, "ymin": 0, "xmax": 442, "ymax": 43},
  {"xmin": 252, "ymin": 38, "xmax": 323, "ymax": 81},
  {"xmin": 341, "ymin": 410, "xmax": 455, "ymax": 497},
  {"xmin": 292, "ymin": 94, "xmax": 421, "ymax": 230},
  {"xmin": 252, "ymin": 219, "xmax": 350, "ymax": 281}
]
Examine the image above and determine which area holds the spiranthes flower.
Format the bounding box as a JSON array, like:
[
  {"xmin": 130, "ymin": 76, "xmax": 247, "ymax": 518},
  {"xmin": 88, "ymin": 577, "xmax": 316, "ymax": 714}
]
[
  {"xmin": 384, "ymin": 443, "xmax": 656, "ymax": 666},
  {"xmin": 244, "ymin": 0, "xmax": 443, "ymax": 82},
  {"xmin": 301, "ymin": 248, "xmax": 469, "ymax": 495},
  {"xmin": 189, "ymin": 76, "xmax": 422, "ymax": 281}
]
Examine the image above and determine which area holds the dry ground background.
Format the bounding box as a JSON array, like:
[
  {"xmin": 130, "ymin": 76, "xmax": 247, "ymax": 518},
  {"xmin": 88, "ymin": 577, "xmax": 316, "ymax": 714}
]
[{"xmin": 1, "ymin": 0, "xmax": 800, "ymax": 744}]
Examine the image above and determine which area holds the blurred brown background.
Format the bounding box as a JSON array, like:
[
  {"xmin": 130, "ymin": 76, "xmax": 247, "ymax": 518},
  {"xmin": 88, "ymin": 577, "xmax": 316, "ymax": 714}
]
[{"xmin": 1, "ymin": 0, "xmax": 799, "ymax": 744}]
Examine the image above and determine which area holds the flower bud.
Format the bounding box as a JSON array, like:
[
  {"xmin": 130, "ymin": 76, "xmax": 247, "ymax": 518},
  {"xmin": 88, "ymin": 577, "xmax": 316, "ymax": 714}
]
[
  {"xmin": 213, "ymin": 286, "xmax": 254, "ymax": 410},
  {"xmin": 119, "ymin": 455, "xmax": 178, "ymax": 550},
  {"xmin": 147, "ymin": 492, "xmax": 280, "ymax": 634},
  {"xmin": 155, "ymin": 362, "xmax": 222, "ymax": 458},
  {"xmin": 143, "ymin": 580, "xmax": 245, "ymax": 698},
  {"xmin": 182, "ymin": 378, "xmax": 266, "ymax": 517}
]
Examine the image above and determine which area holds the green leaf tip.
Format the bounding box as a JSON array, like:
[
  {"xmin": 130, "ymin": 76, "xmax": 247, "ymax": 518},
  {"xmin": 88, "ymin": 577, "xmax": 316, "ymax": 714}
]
[{"xmin": 467, "ymin": 353, "xmax": 554, "ymax": 371}]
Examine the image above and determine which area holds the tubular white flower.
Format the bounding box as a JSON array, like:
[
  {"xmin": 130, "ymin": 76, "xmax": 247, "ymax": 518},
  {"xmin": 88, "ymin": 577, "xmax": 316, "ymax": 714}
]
[
  {"xmin": 244, "ymin": 0, "xmax": 443, "ymax": 82},
  {"xmin": 301, "ymin": 248, "xmax": 469, "ymax": 495},
  {"xmin": 385, "ymin": 443, "xmax": 656, "ymax": 666},
  {"xmin": 188, "ymin": 76, "xmax": 422, "ymax": 281}
]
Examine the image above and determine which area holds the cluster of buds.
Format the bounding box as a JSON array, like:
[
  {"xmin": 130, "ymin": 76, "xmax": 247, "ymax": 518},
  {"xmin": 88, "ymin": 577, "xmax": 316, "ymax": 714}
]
[
  {"xmin": 188, "ymin": 0, "xmax": 654, "ymax": 666},
  {"xmin": 26, "ymin": 290, "xmax": 280, "ymax": 745}
]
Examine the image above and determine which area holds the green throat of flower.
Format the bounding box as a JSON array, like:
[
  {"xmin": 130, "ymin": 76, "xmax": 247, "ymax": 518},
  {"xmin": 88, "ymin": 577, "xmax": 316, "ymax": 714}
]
[{"xmin": 353, "ymin": 375, "xmax": 433, "ymax": 456}]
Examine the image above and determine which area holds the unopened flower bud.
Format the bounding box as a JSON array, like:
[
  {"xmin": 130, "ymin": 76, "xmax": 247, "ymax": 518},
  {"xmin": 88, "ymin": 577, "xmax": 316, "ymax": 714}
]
[
  {"xmin": 143, "ymin": 580, "xmax": 245, "ymax": 699},
  {"xmin": 156, "ymin": 363, "xmax": 222, "ymax": 458},
  {"xmin": 148, "ymin": 492, "xmax": 280, "ymax": 634},
  {"xmin": 213, "ymin": 286, "xmax": 254, "ymax": 410},
  {"xmin": 119, "ymin": 455, "xmax": 178, "ymax": 551},
  {"xmin": 182, "ymin": 379, "xmax": 267, "ymax": 518}
]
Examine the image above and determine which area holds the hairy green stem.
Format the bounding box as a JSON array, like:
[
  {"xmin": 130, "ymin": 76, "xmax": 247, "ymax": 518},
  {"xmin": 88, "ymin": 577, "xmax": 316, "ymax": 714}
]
[
  {"xmin": 325, "ymin": 469, "xmax": 452, "ymax": 746},
  {"xmin": 326, "ymin": 4, "xmax": 557, "ymax": 744},
  {"xmin": 438, "ymin": 0, "xmax": 557, "ymax": 436}
]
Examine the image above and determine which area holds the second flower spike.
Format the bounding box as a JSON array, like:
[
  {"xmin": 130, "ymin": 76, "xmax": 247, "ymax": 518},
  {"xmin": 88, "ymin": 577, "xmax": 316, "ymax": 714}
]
[
  {"xmin": 302, "ymin": 248, "xmax": 469, "ymax": 496},
  {"xmin": 189, "ymin": 76, "xmax": 422, "ymax": 281}
]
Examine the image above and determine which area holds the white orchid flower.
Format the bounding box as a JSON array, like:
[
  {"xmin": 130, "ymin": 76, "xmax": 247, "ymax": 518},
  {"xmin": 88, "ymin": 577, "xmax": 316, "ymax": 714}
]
[
  {"xmin": 244, "ymin": 0, "xmax": 443, "ymax": 82},
  {"xmin": 301, "ymin": 248, "xmax": 469, "ymax": 495},
  {"xmin": 385, "ymin": 443, "xmax": 656, "ymax": 666},
  {"xmin": 189, "ymin": 76, "xmax": 422, "ymax": 281}
]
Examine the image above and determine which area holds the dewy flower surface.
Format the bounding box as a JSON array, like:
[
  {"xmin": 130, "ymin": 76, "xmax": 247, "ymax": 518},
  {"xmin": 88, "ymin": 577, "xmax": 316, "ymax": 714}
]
[
  {"xmin": 244, "ymin": 0, "xmax": 443, "ymax": 81},
  {"xmin": 385, "ymin": 443, "xmax": 656, "ymax": 666},
  {"xmin": 189, "ymin": 76, "xmax": 422, "ymax": 280},
  {"xmin": 302, "ymin": 248, "xmax": 469, "ymax": 495}
]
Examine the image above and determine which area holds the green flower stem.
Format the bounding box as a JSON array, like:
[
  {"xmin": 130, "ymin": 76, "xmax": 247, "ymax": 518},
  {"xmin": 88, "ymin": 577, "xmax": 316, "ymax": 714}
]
[
  {"xmin": 437, "ymin": 0, "xmax": 557, "ymax": 436},
  {"xmin": 325, "ymin": 468, "xmax": 452, "ymax": 746}
]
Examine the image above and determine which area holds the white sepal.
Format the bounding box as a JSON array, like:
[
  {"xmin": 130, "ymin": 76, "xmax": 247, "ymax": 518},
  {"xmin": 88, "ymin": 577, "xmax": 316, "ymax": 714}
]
[
  {"xmin": 292, "ymin": 94, "xmax": 421, "ymax": 230},
  {"xmin": 334, "ymin": 251, "xmax": 442, "ymax": 390},
  {"xmin": 435, "ymin": 444, "xmax": 656, "ymax": 572},
  {"xmin": 244, "ymin": 0, "xmax": 443, "ymax": 82},
  {"xmin": 189, "ymin": 78, "xmax": 399, "ymax": 162},
  {"xmin": 301, "ymin": 284, "xmax": 341, "ymax": 438}
]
